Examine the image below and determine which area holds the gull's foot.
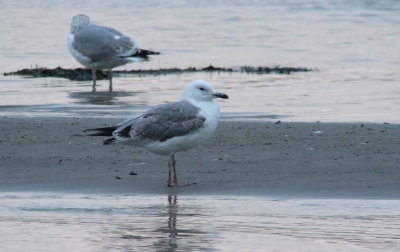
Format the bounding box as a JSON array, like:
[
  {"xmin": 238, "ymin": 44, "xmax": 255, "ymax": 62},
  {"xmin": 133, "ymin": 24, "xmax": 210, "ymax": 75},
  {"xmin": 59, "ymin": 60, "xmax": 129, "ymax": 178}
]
[{"xmin": 167, "ymin": 182, "xmax": 197, "ymax": 187}]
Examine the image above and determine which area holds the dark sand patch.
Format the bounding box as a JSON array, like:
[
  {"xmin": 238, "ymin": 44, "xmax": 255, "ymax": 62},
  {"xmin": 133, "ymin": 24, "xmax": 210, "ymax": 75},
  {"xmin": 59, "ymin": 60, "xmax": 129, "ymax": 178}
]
[{"xmin": 0, "ymin": 117, "xmax": 399, "ymax": 198}]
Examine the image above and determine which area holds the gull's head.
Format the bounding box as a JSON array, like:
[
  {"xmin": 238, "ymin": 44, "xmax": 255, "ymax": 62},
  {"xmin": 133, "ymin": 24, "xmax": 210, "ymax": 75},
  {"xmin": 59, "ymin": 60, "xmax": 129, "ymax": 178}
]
[
  {"xmin": 183, "ymin": 79, "xmax": 229, "ymax": 102},
  {"xmin": 71, "ymin": 14, "xmax": 90, "ymax": 34}
]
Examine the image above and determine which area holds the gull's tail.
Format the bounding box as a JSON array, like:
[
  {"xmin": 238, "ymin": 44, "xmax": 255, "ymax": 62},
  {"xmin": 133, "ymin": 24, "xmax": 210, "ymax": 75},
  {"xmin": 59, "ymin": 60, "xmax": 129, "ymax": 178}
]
[
  {"xmin": 84, "ymin": 126, "xmax": 118, "ymax": 145},
  {"xmin": 103, "ymin": 137, "xmax": 118, "ymax": 145}
]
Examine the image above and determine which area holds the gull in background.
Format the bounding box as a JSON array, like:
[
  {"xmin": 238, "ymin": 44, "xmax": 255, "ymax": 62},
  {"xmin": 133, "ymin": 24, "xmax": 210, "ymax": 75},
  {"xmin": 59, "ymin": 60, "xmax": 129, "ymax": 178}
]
[
  {"xmin": 68, "ymin": 14, "xmax": 159, "ymax": 91},
  {"xmin": 87, "ymin": 79, "xmax": 229, "ymax": 187}
]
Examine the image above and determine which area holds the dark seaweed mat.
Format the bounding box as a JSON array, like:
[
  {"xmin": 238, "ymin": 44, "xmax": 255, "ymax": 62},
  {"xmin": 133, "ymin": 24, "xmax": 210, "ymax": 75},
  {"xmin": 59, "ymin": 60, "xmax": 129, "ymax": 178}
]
[{"xmin": 3, "ymin": 65, "xmax": 313, "ymax": 81}]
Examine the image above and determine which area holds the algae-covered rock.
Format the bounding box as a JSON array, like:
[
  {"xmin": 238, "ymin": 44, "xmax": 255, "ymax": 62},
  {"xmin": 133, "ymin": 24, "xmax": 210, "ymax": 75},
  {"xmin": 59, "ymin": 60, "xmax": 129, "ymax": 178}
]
[{"xmin": 4, "ymin": 65, "xmax": 314, "ymax": 80}]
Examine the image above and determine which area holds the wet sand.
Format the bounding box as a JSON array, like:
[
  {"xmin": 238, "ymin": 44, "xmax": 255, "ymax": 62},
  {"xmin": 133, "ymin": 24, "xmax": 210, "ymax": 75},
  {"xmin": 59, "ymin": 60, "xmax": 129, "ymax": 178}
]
[{"xmin": 0, "ymin": 116, "xmax": 399, "ymax": 198}]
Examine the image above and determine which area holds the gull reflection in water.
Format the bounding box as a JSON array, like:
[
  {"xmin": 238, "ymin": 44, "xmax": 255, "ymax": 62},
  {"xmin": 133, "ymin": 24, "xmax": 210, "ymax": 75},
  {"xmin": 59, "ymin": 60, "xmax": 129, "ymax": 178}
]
[
  {"xmin": 68, "ymin": 91, "xmax": 143, "ymax": 105},
  {"xmin": 153, "ymin": 194, "xmax": 179, "ymax": 251},
  {"xmin": 167, "ymin": 194, "xmax": 178, "ymax": 250},
  {"xmin": 114, "ymin": 195, "xmax": 214, "ymax": 251},
  {"xmin": 154, "ymin": 194, "xmax": 216, "ymax": 251}
]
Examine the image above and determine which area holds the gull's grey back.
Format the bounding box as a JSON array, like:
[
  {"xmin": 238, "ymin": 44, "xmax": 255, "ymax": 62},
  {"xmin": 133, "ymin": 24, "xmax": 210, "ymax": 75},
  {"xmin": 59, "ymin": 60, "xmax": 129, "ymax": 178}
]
[
  {"xmin": 114, "ymin": 100, "xmax": 205, "ymax": 142},
  {"xmin": 72, "ymin": 24, "xmax": 137, "ymax": 62}
]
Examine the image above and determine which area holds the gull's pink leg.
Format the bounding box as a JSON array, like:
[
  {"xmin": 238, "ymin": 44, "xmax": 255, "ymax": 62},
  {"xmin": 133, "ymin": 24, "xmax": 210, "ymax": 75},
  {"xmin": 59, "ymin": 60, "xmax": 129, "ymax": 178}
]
[
  {"xmin": 172, "ymin": 154, "xmax": 177, "ymax": 184},
  {"xmin": 91, "ymin": 69, "xmax": 97, "ymax": 92},
  {"xmin": 167, "ymin": 153, "xmax": 174, "ymax": 186},
  {"xmin": 109, "ymin": 69, "xmax": 113, "ymax": 91},
  {"xmin": 91, "ymin": 69, "xmax": 96, "ymax": 85},
  {"xmin": 167, "ymin": 153, "xmax": 196, "ymax": 187}
]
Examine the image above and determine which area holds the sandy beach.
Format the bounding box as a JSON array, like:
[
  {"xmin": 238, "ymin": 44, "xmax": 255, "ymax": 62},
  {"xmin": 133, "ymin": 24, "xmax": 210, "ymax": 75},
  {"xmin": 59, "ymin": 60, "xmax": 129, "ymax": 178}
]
[{"xmin": 0, "ymin": 116, "xmax": 398, "ymax": 198}]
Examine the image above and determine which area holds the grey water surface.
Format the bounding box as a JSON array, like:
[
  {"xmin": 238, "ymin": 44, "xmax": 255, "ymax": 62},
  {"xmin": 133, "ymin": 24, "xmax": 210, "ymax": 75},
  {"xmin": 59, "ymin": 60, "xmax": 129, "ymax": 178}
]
[
  {"xmin": 1, "ymin": 0, "xmax": 399, "ymax": 122},
  {"xmin": 1, "ymin": 193, "xmax": 400, "ymax": 252}
]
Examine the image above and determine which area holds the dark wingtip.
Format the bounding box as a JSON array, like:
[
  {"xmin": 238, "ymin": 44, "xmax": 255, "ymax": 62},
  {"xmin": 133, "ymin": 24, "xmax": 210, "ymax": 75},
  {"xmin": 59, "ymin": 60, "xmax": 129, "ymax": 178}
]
[
  {"xmin": 128, "ymin": 49, "xmax": 160, "ymax": 58},
  {"xmin": 84, "ymin": 126, "xmax": 117, "ymax": 136},
  {"xmin": 147, "ymin": 50, "xmax": 160, "ymax": 55},
  {"xmin": 87, "ymin": 132, "xmax": 110, "ymax": 136}
]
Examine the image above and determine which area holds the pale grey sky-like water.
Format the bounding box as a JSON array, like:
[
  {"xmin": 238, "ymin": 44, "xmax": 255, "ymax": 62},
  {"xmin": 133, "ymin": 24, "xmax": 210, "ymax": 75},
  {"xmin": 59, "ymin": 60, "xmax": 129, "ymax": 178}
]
[
  {"xmin": 1, "ymin": 193, "xmax": 400, "ymax": 252},
  {"xmin": 1, "ymin": 0, "xmax": 400, "ymax": 122}
]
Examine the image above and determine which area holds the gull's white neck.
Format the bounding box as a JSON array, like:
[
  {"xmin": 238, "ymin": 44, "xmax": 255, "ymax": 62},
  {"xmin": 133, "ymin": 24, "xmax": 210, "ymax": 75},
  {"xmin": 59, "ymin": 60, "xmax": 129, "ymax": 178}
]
[
  {"xmin": 185, "ymin": 98, "xmax": 217, "ymax": 111},
  {"xmin": 186, "ymin": 98, "xmax": 221, "ymax": 130}
]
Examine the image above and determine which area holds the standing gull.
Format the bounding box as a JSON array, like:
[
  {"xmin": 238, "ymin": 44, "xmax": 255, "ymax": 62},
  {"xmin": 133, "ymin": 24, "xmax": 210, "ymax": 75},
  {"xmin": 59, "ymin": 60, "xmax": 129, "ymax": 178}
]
[
  {"xmin": 87, "ymin": 79, "xmax": 228, "ymax": 187},
  {"xmin": 68, "ymin": 14, "xmax": 160, "ymax": 91}
]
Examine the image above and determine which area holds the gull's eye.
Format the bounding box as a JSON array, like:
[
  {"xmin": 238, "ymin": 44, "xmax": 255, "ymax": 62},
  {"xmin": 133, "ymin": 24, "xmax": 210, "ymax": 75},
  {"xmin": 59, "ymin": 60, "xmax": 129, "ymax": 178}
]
[{"xmin": 198, "ymin": 87, "xmax": 205, "ymax": 91}]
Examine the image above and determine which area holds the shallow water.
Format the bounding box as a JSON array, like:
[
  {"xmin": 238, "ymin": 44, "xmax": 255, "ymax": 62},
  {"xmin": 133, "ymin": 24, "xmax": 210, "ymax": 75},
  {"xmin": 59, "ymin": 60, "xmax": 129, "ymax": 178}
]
[
  {"xmin": 0, "ymin": 193, "xmax": 399, "ymax": 252},
  {"xmin": 1, "ymin": 0, "xmax": 400, "ymax": 122}
]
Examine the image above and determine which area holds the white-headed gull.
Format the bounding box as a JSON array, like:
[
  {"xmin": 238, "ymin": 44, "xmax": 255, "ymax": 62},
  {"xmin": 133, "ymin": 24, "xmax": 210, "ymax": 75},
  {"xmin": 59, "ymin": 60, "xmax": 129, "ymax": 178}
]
[
  {"xmin": 87, "ymin": 79, "xmax": 228, "ymax": 187},
  {"xmin": 68, "ymin": 14, "xmax": 159, "ymax": 91}
]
